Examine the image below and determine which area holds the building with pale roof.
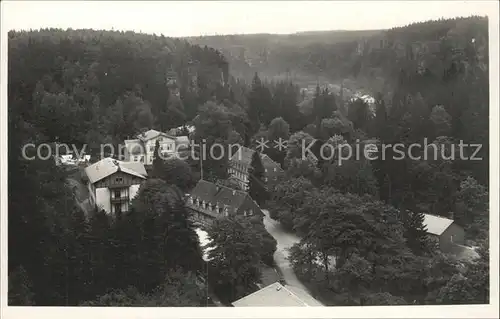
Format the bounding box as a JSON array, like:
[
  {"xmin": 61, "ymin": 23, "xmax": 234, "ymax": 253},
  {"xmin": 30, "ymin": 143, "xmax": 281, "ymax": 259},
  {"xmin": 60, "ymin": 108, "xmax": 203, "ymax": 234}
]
[
  {"xmin": 231, "ymin": 282, "xmax": 323, "ymax": 307},
  {"xmin": 123, "ymin": 129, "xmax": 191, "ymax": 166},
  {"xmin": 85, "ymin": 157, "xmax": 147, "ymax": 214},
  {"xmin": 423, "ymin": 213, "xmax": 465, "ymax": 253}
]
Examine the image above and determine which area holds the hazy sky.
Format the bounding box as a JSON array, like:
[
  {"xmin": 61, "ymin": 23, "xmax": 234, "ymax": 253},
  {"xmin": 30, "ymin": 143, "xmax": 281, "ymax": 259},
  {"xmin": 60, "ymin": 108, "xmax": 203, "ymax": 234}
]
[{"xmin": 2, "ymin": 1, "xmax": 497, "ymax": 37}]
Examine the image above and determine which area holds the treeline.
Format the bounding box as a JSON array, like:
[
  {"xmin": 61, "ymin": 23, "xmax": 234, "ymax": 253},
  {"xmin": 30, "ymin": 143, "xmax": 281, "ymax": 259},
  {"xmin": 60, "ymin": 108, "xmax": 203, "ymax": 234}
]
[
  {"xmin": 8, "ymin": 155, "xmax": 207, "ymax": 306},
  {"xmin": 8, "ymin": 28, "xmax": 229, "ymax": 154},
  {"xmin": 187, "ymin": 29, "xmax": 383, "ymax": 81},
  {"xmin": 268, "ymin": 177, "xmax": 489, "ymax": 305},
  {"xmin": 7, "ymin": 28, "xmax": 231, "ymax": 305},
  {"xmin": 193, "ymin": 16, "xmax": 488, "ymax": 89}
]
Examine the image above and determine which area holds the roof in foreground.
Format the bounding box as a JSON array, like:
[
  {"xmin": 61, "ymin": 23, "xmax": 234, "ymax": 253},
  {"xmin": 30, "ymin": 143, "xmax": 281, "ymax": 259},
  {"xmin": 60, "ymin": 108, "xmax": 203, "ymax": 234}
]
[
  {"xmin": 85, "ymin": 157, "xmax": 147, "ymax": 184},
  {"xmin": 231, "ymin": 282, "xmax": 323, "ymax": 307},
  {"xmin": 423, "ymin": 213, "xmax": 455, "ymax": 236}
]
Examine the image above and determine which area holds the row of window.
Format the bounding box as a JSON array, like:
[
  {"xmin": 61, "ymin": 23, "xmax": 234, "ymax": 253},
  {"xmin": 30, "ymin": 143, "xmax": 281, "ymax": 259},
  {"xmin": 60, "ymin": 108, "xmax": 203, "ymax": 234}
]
[
  {"xmin": 231, "ymin": 169, "xmax": 248, "ymax": 183},
  {"xmin": 228, "ymin": 169, "xmax": 276, "ymax": 184},
  {"xmin": 230, "ymin": 164, "xmax": 278, "ymax": 174},
  {"xmin": 133, "ymin": 155, "xmax": 145, "ymax": 163},
  {"xmin": 148, "ymin": 143, "xmax": 173, "ymax": 152}
]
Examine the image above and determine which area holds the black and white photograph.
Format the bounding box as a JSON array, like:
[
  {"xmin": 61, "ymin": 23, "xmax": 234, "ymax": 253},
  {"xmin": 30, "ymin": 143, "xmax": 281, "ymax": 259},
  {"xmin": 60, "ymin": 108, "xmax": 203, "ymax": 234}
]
[{"xmin": 1, "ymin": 1, "xmax": 498, "ymax": 318}]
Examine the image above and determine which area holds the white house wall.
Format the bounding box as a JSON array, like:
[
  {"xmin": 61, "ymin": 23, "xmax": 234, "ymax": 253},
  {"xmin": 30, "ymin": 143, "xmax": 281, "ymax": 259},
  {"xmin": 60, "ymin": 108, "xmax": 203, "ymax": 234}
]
[
  {"xmin": 144, "ymin": 137, "xmax": 176, "ymax": 165},
  {"xmin": 95, "ymin": 187, "xmax": 111, "ymax": 213},
  {"xmin": 129, "ymin": 184, "xmax": 141, "ymax": 201}
]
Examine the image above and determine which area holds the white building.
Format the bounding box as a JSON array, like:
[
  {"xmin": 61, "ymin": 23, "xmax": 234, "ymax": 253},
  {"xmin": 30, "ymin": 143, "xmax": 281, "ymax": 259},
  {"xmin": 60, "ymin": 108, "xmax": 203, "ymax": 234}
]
[
  {"xmin": 84, "ymin": 157, "xmax": 147, "ymax": 214},
  {"xmin": 124, "ymin": 129, "xmax": 189, "ymax": 165}
]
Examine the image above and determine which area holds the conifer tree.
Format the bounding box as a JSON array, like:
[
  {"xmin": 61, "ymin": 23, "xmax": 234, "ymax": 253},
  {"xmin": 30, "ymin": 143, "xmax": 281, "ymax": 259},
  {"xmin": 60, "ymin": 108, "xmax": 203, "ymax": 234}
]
[
  {"xmin": 402, "ymin": 210, "xmax": 434, "ymax": 256},
  {"xmin": 374, "ymin": 92, "xmax": 388, "ymax": 141},
  {"xmin": 248, "ymin": 150, "xmax": 268, "ymax": 205},
  {"xmin": 152, "ymin": 140, "xmax": 165, "ymax": 178}
]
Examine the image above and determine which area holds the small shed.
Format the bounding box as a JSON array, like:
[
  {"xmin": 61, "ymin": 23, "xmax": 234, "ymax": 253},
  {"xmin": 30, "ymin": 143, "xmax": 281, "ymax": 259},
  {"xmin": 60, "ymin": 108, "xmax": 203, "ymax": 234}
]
[{"xmin": 423, "ymin": 213, "xmax": 465, "ymax": 253}]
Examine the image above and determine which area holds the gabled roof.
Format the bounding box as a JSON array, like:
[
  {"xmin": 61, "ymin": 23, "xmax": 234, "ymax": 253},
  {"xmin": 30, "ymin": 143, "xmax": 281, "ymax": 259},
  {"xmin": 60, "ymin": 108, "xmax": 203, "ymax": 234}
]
[
  {"xmin": 230, "ymin": 146, "xmax": 283, "ymax": 171},
  {"xmin": 230, "ymin": 146, "xmax": 255, "ymax": 166},
  {"xmin": 423, "ymin": 213, "xmax": 455, "ymax": 236},
  {"xmin": 137, "ymin": 129, "xmax": 176, "ymax": 142},
  {"xmin": 189, "ymin": 180, "xmax": 247, "ymax": 210},
  {"xmin": 188, "ymin": 180, "xmax": 261, "ymax": 214},
  {"xmin": 232, "ymin": 282, "xmax": 323, "ymax": 307},
  {"xmin": 85, "ymin": 157, "xmax": 147, "ymax": 184}
]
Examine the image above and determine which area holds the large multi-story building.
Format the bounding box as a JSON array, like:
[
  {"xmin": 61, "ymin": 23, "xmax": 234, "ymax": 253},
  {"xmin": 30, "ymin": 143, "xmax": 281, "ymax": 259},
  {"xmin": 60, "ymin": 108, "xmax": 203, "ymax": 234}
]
[
  {"xmin": 124, "ymin": 129, "xmax": 189, "ymax": 166},
  {"xmin": 228, "ymin": 146, "xmax": 284, "ymax": 191},
  {"xmin": 186, "ymin": 179, "xmax": 263, "ymax": 228},
  {"xmin": 85, "ymin": 157, "xmax": 147, "ymax": 215}
]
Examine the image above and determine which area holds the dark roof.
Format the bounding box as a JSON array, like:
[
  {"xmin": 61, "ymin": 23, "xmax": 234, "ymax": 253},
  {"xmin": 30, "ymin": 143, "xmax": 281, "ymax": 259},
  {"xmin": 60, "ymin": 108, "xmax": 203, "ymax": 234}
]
[{"xmin": 188, "ymin": 180, "xmax": 258, "ymax": 213}]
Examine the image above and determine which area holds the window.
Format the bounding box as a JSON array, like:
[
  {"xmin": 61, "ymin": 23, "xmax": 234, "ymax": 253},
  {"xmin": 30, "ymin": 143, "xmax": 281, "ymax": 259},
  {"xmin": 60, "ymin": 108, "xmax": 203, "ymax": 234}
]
[
  {"xmin": 158, "ymin": 137, "xmax": 163, "ymax": 142},
  {"xmin": 114, "ymin": 203, "xmax": 122, "ymax": 214},
  {"xmin": 134, "ymin": 156, "xmax": 139, "ymax": 162},
  {"xmin": 115, "ymin": 177, "xmax": 123, "ymax": 183},
  {"xmin": 140, "ymin": 156, "xmax": 144, "ymax": 163},
  {"xmin": 114, "ymin": 190, "xmax": 121, "ymax": 199},
  {"xmin": 149, "ymin": 145, "xmax": 155, "ymax": 152}
]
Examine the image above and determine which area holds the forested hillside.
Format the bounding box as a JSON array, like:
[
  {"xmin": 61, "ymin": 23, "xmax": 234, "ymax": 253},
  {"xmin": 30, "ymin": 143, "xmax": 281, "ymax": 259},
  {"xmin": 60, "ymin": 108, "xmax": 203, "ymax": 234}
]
[
  {"xmin": 187, "ymin": 29, "xmax": 383, "ymax": 82},
  {"xmin": 7, "ymin": 28, "xmax": 231, "ymax": 305},
  {"xmin": 9, "ymin": 28, "xmax": 229, "ymax": 150},
  {"xmin": 188, "ymin": 17, "xmax": 488, "ymax": 93},
  {"xmin": 190, "ymin": 16, "xmax": 489, "ymax": 185}
]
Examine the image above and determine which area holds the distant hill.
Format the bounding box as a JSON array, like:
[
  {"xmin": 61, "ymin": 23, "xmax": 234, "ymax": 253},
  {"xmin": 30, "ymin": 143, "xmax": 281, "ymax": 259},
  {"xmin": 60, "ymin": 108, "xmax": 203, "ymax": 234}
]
[
  {"xmin": 8, "ymin": 28, "xmax": 230, "ymax": 146},
  {"xmin": 186, "ymin": 16, "xmax": 488, "ymax": 96},
  {"xmin": 186, "ymin": 29, "xmax": 383, "ymax": 85}
]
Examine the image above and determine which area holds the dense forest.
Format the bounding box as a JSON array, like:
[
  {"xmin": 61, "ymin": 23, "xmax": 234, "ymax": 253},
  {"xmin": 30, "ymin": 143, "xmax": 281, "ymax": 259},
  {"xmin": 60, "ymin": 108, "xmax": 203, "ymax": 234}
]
[{"xmin": 8, "ymin": 15, "xmax": 490, "ymax": 306}]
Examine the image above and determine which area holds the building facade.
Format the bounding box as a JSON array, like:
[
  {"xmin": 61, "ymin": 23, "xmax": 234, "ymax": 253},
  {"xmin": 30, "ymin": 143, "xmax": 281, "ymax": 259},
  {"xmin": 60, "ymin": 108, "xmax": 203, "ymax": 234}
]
[
  {"xmin": 228, "ymin": 146, "xmax": 284, "ymax": 191},
  {"xmin": 186, "ymin": 180, "xmax": 263, "ymax": 228},
  {"xmin": 423, "ymin": 213, "xmax": 465, "ymax": 253},
  {"xmin": 124, "ymin": 129, "xmax": 189, "ymax": 166},
  {"xmin": 85, "ymin": 158, "xmax": 147, "ymax": 214}
]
